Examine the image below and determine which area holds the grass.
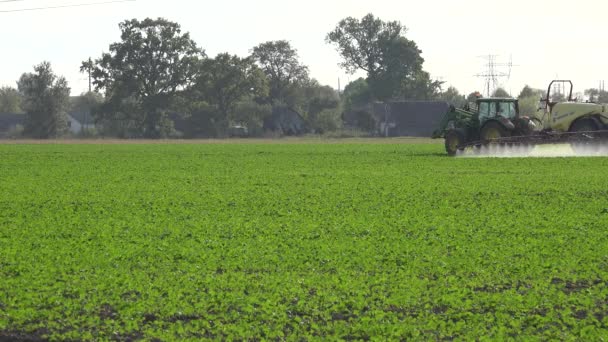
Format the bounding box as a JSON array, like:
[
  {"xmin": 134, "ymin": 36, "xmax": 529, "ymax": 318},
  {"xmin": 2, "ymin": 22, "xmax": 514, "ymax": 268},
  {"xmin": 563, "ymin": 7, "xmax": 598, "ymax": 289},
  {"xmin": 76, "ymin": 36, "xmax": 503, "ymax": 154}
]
[{"xmin": 1, "ymin": 142, "xmax": 607, "ymax": 340}]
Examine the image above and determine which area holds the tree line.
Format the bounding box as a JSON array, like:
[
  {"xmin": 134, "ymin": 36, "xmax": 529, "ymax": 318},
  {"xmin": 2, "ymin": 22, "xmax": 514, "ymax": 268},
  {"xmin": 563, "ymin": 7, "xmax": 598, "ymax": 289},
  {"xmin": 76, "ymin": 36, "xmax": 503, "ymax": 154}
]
[{"xmin": 1, "ymin": 14, "xmax": 602, "ymax": 138}]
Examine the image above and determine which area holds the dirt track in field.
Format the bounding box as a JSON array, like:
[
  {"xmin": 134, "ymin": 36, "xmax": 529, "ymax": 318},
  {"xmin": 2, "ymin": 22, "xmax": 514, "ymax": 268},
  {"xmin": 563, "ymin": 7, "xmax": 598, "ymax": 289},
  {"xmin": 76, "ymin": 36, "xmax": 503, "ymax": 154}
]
[{"xmin": 0, "ymin": 137, "xmax": 439, "ymax": 145}]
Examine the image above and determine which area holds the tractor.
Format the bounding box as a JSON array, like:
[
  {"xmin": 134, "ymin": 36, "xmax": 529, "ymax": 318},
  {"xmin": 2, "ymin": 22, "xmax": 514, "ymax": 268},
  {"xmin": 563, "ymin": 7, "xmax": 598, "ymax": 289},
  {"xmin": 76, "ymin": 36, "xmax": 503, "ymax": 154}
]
[
  {"xmin": 433, "ymin": 97, "xmax": 537, "ymax": 156},
  {"xmin": 434, "ymin": 80, "xmax": 608, "ymax": 156}
]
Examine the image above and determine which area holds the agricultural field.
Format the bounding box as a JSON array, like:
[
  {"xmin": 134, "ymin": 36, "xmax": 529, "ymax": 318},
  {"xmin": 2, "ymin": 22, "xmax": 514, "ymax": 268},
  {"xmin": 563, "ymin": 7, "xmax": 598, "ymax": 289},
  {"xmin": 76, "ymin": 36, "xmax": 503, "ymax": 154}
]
[{"xmin": 1, "ymin": 141, "xmax": 608, "ymax": 340}]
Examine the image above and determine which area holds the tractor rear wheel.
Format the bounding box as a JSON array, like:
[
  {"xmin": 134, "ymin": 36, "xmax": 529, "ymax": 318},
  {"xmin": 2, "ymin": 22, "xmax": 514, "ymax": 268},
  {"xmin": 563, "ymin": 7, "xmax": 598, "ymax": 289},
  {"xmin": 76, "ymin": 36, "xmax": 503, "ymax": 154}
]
[
  {"xmin": 481, "ymin": 121, "xmax": 510, "ymax": 141},
  {"xmin": 570, "ymin": 118, "xmax": 600, "ymax": 154},
  {"xmin": 445, "ymin": 130, "xmax": 465, "ymax": 156}
]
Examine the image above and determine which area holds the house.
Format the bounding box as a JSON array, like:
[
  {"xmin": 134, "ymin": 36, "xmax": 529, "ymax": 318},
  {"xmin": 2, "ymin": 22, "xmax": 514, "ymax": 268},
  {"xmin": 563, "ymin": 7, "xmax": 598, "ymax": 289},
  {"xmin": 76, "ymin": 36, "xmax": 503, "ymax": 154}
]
[
  {"xmin": 372, "ymin": 101, "xmax": 450, "ymax": 137},
  {"xmin": 0, "ymin": 113, "xmax": 25, "ymax": 138},
  {"xmin": 67, "ymin": 111, "xmax": 96, "ymax": 134}
]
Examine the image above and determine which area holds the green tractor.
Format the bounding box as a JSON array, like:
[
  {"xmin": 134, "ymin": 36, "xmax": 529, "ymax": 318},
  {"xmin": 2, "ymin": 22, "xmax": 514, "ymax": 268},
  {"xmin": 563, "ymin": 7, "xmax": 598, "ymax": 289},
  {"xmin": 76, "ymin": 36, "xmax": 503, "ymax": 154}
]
[{"xmin": 433, "ymin": 97, "xmax": 538, "ymax": 156}]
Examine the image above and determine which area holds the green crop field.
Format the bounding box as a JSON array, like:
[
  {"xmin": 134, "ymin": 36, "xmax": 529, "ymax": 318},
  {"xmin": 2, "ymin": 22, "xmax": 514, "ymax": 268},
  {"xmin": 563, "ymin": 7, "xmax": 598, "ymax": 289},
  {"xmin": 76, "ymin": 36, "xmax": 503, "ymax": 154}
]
[{"xmin": 1, "ymin": 142, "xmax": 608, "ymax": 340}]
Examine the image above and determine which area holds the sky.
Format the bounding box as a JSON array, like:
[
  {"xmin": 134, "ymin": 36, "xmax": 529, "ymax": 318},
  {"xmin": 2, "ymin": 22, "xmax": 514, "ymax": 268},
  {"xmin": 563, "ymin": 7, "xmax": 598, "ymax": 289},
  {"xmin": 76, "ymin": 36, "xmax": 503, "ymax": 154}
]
[{"xmin": 1, "ymin": 0, "xmax": 607, "ymax": 98}]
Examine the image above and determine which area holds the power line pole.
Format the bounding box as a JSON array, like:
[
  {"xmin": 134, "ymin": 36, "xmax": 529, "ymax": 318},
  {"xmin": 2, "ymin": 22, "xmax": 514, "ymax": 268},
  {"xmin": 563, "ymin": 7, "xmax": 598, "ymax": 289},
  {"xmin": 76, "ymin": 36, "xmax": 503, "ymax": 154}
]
[
  {"xmin": 87, "ymin": 57, "xmax": 92, "ymax": 93},
  {"xmin": 475, "ymin": 55, "xmax": 514, "ymax": 97}
]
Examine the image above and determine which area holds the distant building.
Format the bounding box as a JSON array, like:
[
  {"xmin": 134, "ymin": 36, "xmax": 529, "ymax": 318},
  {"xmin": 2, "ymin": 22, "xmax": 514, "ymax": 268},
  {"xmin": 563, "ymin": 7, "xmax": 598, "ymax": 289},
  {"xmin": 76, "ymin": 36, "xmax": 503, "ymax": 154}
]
[
  {"xmin": 67, "ymin": 111, "xmax": 96, "ymax": 134},
  {"xmin": 372, "ymin": 101, "xmax": 450, "ymax": 137},
  {"xmin": 0, "ymin": 113, "xmax": 25, "ymax": 138}
]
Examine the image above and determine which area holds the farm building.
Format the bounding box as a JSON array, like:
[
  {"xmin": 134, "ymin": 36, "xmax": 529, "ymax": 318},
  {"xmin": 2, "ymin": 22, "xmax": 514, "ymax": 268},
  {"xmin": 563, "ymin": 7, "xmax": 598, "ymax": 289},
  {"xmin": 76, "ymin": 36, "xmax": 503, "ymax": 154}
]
[
  {"xmin": 372, "ymin": 101, "xmax": 450, "ymax": 137},
  {"xmin": 67, "ymin": 111, "xmax": 96, "ymax": 134},
  {"xmin": 0, "ymin": 113, "xmax": 25, "ymax": 138}
]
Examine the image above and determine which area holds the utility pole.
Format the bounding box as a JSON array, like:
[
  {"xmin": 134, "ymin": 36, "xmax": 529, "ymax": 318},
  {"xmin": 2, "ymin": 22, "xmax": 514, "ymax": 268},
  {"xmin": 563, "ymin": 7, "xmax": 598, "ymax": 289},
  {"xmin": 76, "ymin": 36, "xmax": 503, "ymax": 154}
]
[{"xmin": 87, "ymin": 57, "xmax": 92, "ymax": 93}]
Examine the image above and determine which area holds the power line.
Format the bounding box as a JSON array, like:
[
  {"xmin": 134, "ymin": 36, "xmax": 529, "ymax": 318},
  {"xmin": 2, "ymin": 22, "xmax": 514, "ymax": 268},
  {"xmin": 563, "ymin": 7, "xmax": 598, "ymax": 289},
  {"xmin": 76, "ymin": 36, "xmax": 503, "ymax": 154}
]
[
  {"xmin": 0, "ymin": 0, "xmax": 29, "ymax": 3},
  {"xmin": 474, "ymin": 54, "xmax": 515, "ymax": 97},
  {"xmin": 0, "ymin": 0, "xmax": 135, "ymax": 13}
]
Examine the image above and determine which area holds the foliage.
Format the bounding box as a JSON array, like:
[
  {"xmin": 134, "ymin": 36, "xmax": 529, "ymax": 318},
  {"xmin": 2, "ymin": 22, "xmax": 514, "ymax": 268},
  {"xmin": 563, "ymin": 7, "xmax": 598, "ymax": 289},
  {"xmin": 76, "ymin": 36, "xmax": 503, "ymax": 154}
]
[
  {"xmin": 232, "ymin": 100, "xmax": 272, "ymax": 136},
  {"xmin": 196, "ymin": 53, "xmax": 269, "ymax": 120},
  {"xmin": 341, "ymin": 79, "xmax": 375, "ymax": 131},
  {"xmin": 251, "ymin": 40, "xmax": 309, "ymax": 104},
  {"xmin": 17, "ymin": 61, "xmax": 70, "ymax": 138},
  {"xmin": 342, "ymin": 78, "xmax": 372, "ymax": 111},
  {"xmin": 310, "ymin": 108, "xmax": 342, "ymax": 133},
  {"xmin": 439, "ymin": 86, "xmax": 466, "ymax": 108},
  {"xmin": 518, "ymin": 85, "xmax": 543, "ymax": 100},
  {"xmin": 492, "ymin": 87, "xmax": 511, "ymax": 98},
  {"xmin": 1, "ymin": 143, "xmax": 608, "ymax": 340},
  {"xmin": 327, "ymin": 13, "xmax": 440, "ymax": 101},
  {"xmin": 70, "ymin": 92, "xmax": 104, "ymax": 114},
  {"xmin": 304, "ymin": 84, "xmax": 339, "ymax": 116},
  {"xmin": 177, "ymin": 99, "xmax": 225, "ymax": 138},
  {"xmin": 87, "ymin": 17, "xmax": 203, "ymax": 138},
  {"xmin": 584, "ymin": 88, "xmax": 608, "ymax": 103},
  {"xmin": 0, "ymin": 86, "xmax": 23, "ymax": 113},
  {"xmin": 519, "ymin": 96, "xmax": 543, "ymax": 118}
]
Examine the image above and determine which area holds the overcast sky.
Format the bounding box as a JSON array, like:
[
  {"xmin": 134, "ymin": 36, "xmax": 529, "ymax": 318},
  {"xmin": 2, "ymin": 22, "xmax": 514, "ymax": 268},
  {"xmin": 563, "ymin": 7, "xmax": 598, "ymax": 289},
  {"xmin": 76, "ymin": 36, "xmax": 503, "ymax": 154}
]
[{"xmin": 1, "ymin": 0, "xmax": 607, "ymax": 97}]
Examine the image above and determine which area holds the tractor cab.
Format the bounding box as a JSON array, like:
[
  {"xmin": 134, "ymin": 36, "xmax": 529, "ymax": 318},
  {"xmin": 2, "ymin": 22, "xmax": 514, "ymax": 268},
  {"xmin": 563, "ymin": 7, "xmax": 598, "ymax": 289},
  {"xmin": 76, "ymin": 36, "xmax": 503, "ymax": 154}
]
[
  {"xmin": 476, "ymin": 98, "xmax": 537, "ymax": 141},
  {"xmin": 477, "ymin": 98, "xmax": 518, "ymax": 123}
]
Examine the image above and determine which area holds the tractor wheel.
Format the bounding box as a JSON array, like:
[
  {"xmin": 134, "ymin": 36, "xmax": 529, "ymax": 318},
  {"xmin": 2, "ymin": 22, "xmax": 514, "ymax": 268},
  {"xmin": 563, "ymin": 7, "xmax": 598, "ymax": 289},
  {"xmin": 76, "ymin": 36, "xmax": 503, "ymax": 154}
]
[
  {"xmin": 570, "ymin": 118, "xmax": 600, "ymax": 154},
  {"xmin": 445, "ymin": 130, "xmax": 465, "ymax": 156},
  {"xmin": 481, "ymin": 121, "xmax": 510, "ymax": 141}
]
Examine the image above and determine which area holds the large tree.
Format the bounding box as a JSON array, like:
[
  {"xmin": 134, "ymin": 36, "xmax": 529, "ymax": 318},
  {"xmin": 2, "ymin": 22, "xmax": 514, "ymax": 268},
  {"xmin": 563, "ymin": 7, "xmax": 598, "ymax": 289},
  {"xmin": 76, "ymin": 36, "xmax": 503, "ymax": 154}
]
[
  {"xmin": 17, "ymin": 62, "xmax": 70, "ymax": 138},
  {"xmin": 297, "ymin": 80, "xmax": 341, "ymax": 132},
  {"xmin": 518, "ymin": 85, "xmax": 543, "ymax": 100},
  {"xmin": 251, "ymin": 40, "xmax": 309, "ymax": 104},
  {"xmin": 342, "ymin": 78, "xmax": 372, "ymax": 111},
  {"xmin": 327, "ymin": 13, "xmax": 440, "ymax": 101},
  {"xmin": 87, "ymin": 18, "xmax": 203, "ymax": 137},
  {"xmin": 0, "ymin": 87, "xmax": 23, "ymax": 113},
  {"xmin": 492, "ymin": 87, "xmax": 511, "ymax": 98},
  {"xmin": 197, "ymin": 53, "xmax": 268, "ymax": 121}
]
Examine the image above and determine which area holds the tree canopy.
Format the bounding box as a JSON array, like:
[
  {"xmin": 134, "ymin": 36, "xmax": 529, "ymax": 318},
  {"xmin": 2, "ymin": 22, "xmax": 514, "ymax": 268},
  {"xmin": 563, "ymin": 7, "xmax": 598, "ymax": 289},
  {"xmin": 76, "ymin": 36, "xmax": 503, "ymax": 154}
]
[
  {"xmin": 251, "ymin": 40, "xmax": 309, "ymax": 105},
  {"xmin": 88, "ymin": 17, "xmax": 203, "ymax": 137},
  {"xmin": 17, "ymin": 62, "xmax": 70, "ymax": 138},
  {"xmin": 440, "ymin": 86, "xmax": 466, "ymax": 108},
  {"xmin": 0, "ymin": 86, "xmax": 23, "ymax": 113},
  {"xmin": 326, "ymin": 13, "xmax": 440, "ymax": 101},
  {"xmin": 492, "ymin": 88, "xmax": 511, "ymax": 98},
  {"xmin": 197, "ymin": 53, "xmax": 268, "ymax": 119},
  {"xmin": 518, "ymin": 85, "xmax": 543, "ymax": 99}
]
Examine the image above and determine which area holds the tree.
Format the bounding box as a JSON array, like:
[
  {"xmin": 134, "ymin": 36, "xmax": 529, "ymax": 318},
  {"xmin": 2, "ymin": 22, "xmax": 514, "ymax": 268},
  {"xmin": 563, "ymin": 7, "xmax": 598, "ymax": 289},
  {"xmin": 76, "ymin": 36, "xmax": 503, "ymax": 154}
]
[
  {"xmin": 342, "ymin": 78, "xmax": 372, "ymax": 111},
  {"xmin": 492, "ymin": 88, "xmax": 510, "ymax": 98},
  {"xmin": 17, "ymin": 62, "xmax": 70, "ymax": 138},
  {"xmin": 232, "ymin": 100, "xmax": 272, "ymax": 136},
  {"xmin": 584, "ymin": 88, "xmax": 608, "ymax": 103},
  {"xmin": 70, "ymin": 91, "xmax": 104, "ymax": 134},
  {"xmin": 251, "ymin": 40, "xmax": 309, "ymax": 104},
  {"xmin": 0, "ymin": 86, "xmax": 23, "ymax": 113},
  {"xmin": 518, "ymin": 85, "xmax": 543, "ymax": 100},
  {"xmin": 196, "ymin": 53, "xmax": 268, "ymax": 125},
  {"xmin": 87, "ymin": 18, "xmax": 203, "ymax": 138},
  {"xmin": 440, "ymin": 86, "xmax": 466, "ymax": 108},
  {"xmin": 519, "ymin": 96, "xmax": 541, "ymax": 117},
  {"xmin": 298, "ymin": 81, "xmax": 341, "ymax": 132},
  {"xmin": 327, "ymin": 13, "xmax": 438, "ymax": 101},
  {"xmin": 70, "ymin": 91, "xmax": 104, "ymax": 115}
]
